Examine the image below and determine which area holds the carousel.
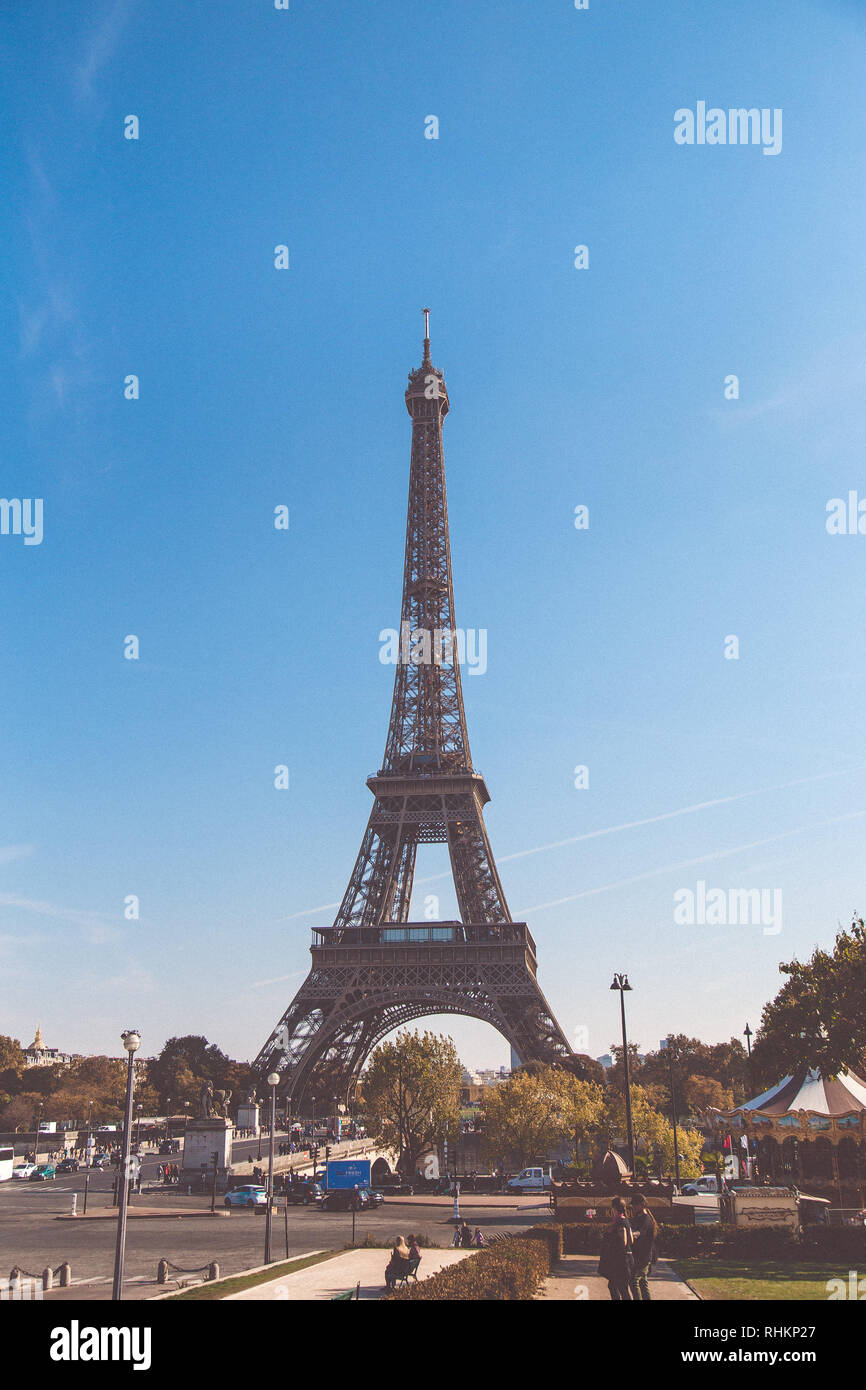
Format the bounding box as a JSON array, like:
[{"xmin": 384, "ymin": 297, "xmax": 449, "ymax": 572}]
[{"xmin": 709, "ymin": 1067, "xmax": 866, "ymax": 1207}]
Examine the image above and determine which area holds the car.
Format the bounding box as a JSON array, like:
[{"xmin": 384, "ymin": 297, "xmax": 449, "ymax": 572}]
[
  {"xmin": 681, "ymin": 1175, "xmax": 722, "ymax": 1196},
  {"xmin": 506, "ymin": 1167, "xmax": 553, "ymax": 1193},
  {"xmin": 224, "ymin": 1184, "xmax": 268, "ymax": 1209},
  {"xmin": 56, "ymin": 1158, "xmax": 80, "ymax": 1173},
  {"xmin": 29, "ymin": 1164, "xmax": 56, "ymax": 1182},
  {"xmin": 320, "ymin": 1186, "xmax": 383, "ymax": 1212},
  {"xmin": 91, "ymin": 1154, "xmax": 111, "ymax": 1169},
  {"xmin": 13, "ymin": 1162, "xmax": 37, "ymax": 1180},
  {"xmin": 284, "ymin": 1181, "xmax": 324, "ymax": 1206}
]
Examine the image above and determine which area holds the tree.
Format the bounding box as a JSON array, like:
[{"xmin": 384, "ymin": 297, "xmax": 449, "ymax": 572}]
[
  {"xmin": 753, "ymin": 915, "xmax": 866, "ymax": 1081},
  {"xmin": 0, "ymin": 1035, "xmax": 24, "ymax": 1074},
  {"xmin": 147, "ymin": 1035, "xmax": 232, "ymax": 1109},
  {"xmin": 683, "ymin": 1075, "xmax": 733, "ymax": 1113},
  {"xmin": 480, "ymin": 1067, "xmax": 605, "ymax": 1169},
  {"xmin": 603, "ymin": 1084, "xmax": 704, "ymax": 1178},
  {"xmin": 359, "ymin": 1031, "xmax": 463, "ymax": 1172}
]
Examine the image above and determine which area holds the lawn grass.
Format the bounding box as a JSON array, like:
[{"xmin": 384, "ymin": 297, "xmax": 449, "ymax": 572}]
[
  {"xmin": 164, "ymin": 1250, "xmax": 338, "ymax": 1300},
  {"xmin": 678, "ymin": 1256, "xmax": 839, "ymax": 1301}
]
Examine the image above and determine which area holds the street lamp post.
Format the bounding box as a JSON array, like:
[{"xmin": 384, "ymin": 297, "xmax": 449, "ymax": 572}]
[
  {"xmin": 264, "ymin": 1073, "xmax": 280, "ymax": 1264},
  {"xmin": 610, "ymin": 974, "xmax": 635, "ymax": 1176},
  {"xmin": 34, "ymin": 1102, "xmax": 43, "ymax": 1165},
  {"xmin": 743, "ymin": 1023, "xmax": 755, "ymax": 1095},
  {"xmin": 666, "ymin": 1037, "xmax": 681, "ymax": 1191},
  {"xmin": 112, "ymin": 1029, "xmax": 141, "ymax": 1302}
]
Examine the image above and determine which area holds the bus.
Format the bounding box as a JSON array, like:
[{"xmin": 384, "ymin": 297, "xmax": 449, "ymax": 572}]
[{"xmin": 0, "ymin": 1146, "xmax": 14, "ymax": 1182}]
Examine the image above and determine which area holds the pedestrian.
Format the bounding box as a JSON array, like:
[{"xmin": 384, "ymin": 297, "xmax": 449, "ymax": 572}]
[
  {"xmin": 384, "ymin": 1236, "xmax": 411, "ymax": 1291},
  {"xmin": 451, "ymin": 1224, "xmax": 462, "ymax": 1248},
  {"xmin": 459, "ymin": 1219, "xmax": 473, "ymax": 1248},
  {"xmin": 407, "ymin": 1234, "xmax": 422, "ymax": 1280},
  {"xmin": 473, "ymin": 1227, "xmax": 485, "ymax": 1248},
  {"xmin": 598, "ymin": 1195, "xmax": 635, "ymax": 1301},
  {"xmin": 629, "ymin": 1195, "xmax": 658, "ymax": 1301}
]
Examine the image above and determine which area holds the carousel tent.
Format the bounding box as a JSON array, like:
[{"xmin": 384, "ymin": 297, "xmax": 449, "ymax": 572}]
[
  {"xmin": 709, "ymin": 1066, "xmax": 866, "ymax": 1198},
  {"xmin": 733, "ymin": 1068, "xmax": 866, "ymax": 1118}
]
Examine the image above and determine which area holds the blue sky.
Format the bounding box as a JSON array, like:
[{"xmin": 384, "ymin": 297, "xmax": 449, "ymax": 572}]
[{"xmin": 2, "ymin": 0, "xmax": 865, "ymax": 1071}]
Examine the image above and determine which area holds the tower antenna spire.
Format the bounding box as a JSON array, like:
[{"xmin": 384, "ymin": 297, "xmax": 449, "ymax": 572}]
[{"xmin": 422, "ymin": 307, "xmax": 431, "ymax": 363}]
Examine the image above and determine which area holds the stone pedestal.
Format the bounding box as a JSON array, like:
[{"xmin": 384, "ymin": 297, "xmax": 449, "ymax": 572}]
[
  {"xmin": 236, "ymin": 1104, "xmax": 260, "ymax": 1136},
  {"xmin": 181, "ymin": 1119, "xmax": 233, "ymax": 1193}
]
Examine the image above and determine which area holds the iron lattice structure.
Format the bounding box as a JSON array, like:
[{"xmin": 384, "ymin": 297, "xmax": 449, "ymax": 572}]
[{"xmin": 255, "ymin": 316, "xmax": 573, "ymax": 1104}]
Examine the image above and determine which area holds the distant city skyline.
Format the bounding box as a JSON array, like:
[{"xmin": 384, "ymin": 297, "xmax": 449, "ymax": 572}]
[{"xmin": 4, "ymin": 1, "xmax": 866, "ymax": 1072}]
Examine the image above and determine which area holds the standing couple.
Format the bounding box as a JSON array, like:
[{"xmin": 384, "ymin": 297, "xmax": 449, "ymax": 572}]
[{"xmin": 598, "ymin": 1194, "xmax": 658, "ymax": 1301}]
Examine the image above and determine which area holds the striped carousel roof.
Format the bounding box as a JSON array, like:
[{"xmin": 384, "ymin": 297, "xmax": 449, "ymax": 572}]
[{"xmin": 734, "ymin": 1068, "xmax": 866, "ymax": 1117}]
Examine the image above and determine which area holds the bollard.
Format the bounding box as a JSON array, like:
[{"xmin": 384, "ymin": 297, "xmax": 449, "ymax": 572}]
[
  {"xmin": 42, "ymin": 1267, "xmax": 53, "ymax": 1291},
  {"xmin": 71, "ymin": 1194, "xmax": 77, "ymax": 1217},
  {"xmin": 59, "ymin": 1263, "xmax": 71, "ymax": 1288},
  {"xmin": 208, "ymin": 1261, "xmax": 219, "ymax": 1282},
  {"xmin": 157, "ymin": 1258, "xmax": 169, "ymax": 1286},
  {"xmin": 8, "ymin": 1268, "xmax": 21, "ymax": 1295}
]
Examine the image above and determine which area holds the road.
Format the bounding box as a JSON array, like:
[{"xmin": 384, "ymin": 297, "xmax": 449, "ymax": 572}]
[{"xmin": 0, "ymin": 1160, "xmax": 544, "ymax": 1300}]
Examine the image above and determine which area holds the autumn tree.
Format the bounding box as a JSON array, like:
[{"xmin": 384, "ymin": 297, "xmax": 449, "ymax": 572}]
[
  {"xmin": 359, "ymin": 1031, "xmax": 463, "ymax": 1172},
  {"xmin": 480, "ymin": 1066, "xmax": 605, "ymax": 1169},
  {"xmin": 603, "ymin": 1083, "xmax": 704, "ymax": 1178}
]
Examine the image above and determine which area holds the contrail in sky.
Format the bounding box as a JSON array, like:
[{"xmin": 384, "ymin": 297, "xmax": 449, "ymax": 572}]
[{"xmin": 268, "ymin": 765, "xmax": 866, "ymax": 924}]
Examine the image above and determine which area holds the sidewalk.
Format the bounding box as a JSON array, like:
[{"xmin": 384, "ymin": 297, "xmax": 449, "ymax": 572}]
[
  {"xmin": 537, "ymin": 1254, "xmax": 699, "ymax": 1301},
  {"xmin": 225, "ymin": 1247, "xmax": 474, "ymax": 1300}
]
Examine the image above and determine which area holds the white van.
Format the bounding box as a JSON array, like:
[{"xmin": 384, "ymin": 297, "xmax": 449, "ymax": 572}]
[
  {"xmin": 506, "ymin": 1166, "xmax": 552, "ymax": 1192},
  {"xmin": 681, "ymin": 1174, "xmax": 721, "ymax": 1195}
]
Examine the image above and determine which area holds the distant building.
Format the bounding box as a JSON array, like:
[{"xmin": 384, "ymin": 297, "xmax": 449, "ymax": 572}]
[
  {"xmin": 22, "ymin": 1022, "xmax": 80, "ymax": 1069},
  {"xmin": 596, "ymin": 1054, "xmax": 613, "ymax": 1070}
]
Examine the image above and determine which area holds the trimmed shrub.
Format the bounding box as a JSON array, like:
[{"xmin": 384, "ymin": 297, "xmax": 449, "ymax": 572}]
[
  {"xmin": 385, "ymin": 1233, "xmax": 551, "ymax": 1301},
  {"xmin": 526, "ymin": 1222, "xmax": 564, "ymax": 1260}
]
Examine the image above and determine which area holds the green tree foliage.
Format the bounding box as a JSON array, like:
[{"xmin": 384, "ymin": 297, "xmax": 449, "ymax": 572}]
[
  {"xmin": 146, "ymin": 1035, "xmax": 232, "ymax": 1109},
  {"xmin": 359, "ymin": 1030, "xmax": 463, "ymax": 1172},
  {"xmin": 480, "ymin": 1066, "xmax": 605, "ymax": 1168},
  {"xmin": 753, "ymin": 915, "xmax": 866, "ymax": 1080}
]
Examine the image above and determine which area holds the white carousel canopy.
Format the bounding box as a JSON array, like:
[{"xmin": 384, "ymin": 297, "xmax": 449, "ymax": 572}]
[{"xmin": 722, "ymin": 1067, "xmax": 866, "ymax": 1118}]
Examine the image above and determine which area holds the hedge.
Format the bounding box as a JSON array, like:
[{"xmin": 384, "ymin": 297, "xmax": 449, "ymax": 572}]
[{"xmin": 385, "ymin": 1232, "xmax": 552, "ymax": 1301}]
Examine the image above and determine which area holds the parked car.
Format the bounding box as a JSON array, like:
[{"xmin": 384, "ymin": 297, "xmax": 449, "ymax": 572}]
[
  {"xmin": 284, "ymin": 1181, "xmax": 324, "ymax": 1206},
  {"xmin": 91, "ymin": 1154, "xmax": 111, "ymax": 1169},
  {"xmin": 506, "ymin": 1167, "xmax": 553, "ymax": 1193},
  {"xmin": 681, "ymin": 1175, "xmax": 723, "ymax": 1196},
  {"xmin": 13, "ymin": 1162, "xmax": 37, "ymax": 1180},
  {"xmin": 320, "ymin": 1187, "xmax": 383, "ymax": 1211},
  {"xmin": 30, "ymin": 1164, "xmax": 56, "ymax": 1182},
  {"xmin": 57, "ymin": 1158, "xmax": 80, "ymax": 1173},
  {"xmin": 224, "ymin": 1185, "xmax": 267, "ymax": 1209}
]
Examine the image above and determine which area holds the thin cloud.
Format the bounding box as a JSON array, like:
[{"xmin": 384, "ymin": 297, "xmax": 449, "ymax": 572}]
[
  {"xmin": 0, "ymin": 845, "xmax": 35, "ymax": 866},
  {"xmin": 269, "ymin": 764, "xmax": 866, "ymax": 924},
  {"xmin": 516, "ymin": 808, "xmax": 866, "ymax": 915},
  {"xmin": 74, "ymin": 0, "xmax": 134, "ymax": 101}
]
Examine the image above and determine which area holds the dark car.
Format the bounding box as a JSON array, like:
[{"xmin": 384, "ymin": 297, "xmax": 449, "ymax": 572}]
[
  {"xmin": 320, "ymin": 1186, "xmax": 383, "ymax": 1212},
  {"xmin": 57, "ymin": 1158, "xmax": 80, "ymax": 1173},
  {"xmin": 285, "ymin": 1181, "xmax": 324, "ymax": 1206}
]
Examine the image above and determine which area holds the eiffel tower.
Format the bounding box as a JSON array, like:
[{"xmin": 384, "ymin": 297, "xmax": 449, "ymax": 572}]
[{"xmin": 255, "ymin": 313, "xmax": 573, "ymax": 1105}]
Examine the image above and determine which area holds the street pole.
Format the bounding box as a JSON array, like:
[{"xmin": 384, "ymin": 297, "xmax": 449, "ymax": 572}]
[
  {"xmin": 744, "ymin": 1023, "xmax": 755, "ymax": 1096},
  {"xmin": 610, "ymin": 974, "xmax": 635, "ymax": 1176},
  {"xmin": 265, "ymin": 1072, "xmax": 279, "ymax": 1263},
  {"xmin": 667, "ymin": 1040, "xmax": 681, "ymax": 1191},
  {"xmin": 112, "ymin": 1029, "xmax": 141, "ymax": 1302}
]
